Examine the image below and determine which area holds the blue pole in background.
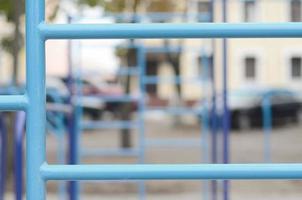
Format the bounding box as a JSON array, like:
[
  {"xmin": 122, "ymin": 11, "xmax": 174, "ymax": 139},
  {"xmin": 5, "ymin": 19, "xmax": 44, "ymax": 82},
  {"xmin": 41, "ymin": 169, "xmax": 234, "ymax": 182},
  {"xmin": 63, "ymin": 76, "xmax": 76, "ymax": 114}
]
[
  {"xmin": 138, "ymin": 45, "xmax": 146, "ymax": 200},
  {"xmin": 210, "ymin": 0, "xmax": 218, "ymax": 200},
  {"xmin": 67, "ymin": 16, "xmax": 80, "ymax": 200},
  {"xmin": 201, "ymin": 51, "xmax": 211, "ymax": 200},
  {"xmin": 262, "ymin": 95, "xmax": 272, "ymax": 163},
  {"xmin": 222, "ymin": 0, "xmax": 230, "ymax": 200},
  {"xmin": 14, "ymin": 111, "xmax": 26, "ymax": 200},
  {"xmin": 0, "ymin": 114, "xmax": 7, "ymax": 200}
]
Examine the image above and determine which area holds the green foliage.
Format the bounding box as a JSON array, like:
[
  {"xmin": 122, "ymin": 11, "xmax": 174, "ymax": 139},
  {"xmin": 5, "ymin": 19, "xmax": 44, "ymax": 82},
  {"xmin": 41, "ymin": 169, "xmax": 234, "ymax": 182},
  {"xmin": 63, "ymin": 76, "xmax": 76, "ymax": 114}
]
[
  {"xmin": 0, "ymin": 0, "xmax": 25, "ymax": 22},
  {"xmin": 78, "ymin": 0, "xmax": 106, "ymax": 7},
  {"xmin": 146, "ymin": 0, "xmax": 176, "ymax": 12},
  {"xmin": 1, "ymin": 34, "xmax": 23, "ymax": 55},
  {"xmin": 77, "ymin": 0, "xmax": 129, "ymax": 12},
  {"xmin": 77, "ymin": 0, "xmax": 176, "ymax": 13}
]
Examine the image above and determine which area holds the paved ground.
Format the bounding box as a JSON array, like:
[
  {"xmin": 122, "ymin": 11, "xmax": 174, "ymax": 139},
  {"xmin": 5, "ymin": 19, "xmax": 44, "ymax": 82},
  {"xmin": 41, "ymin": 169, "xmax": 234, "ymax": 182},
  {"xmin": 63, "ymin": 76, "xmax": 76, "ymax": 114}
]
[{"xmin": 4, "ymin": 115, "xmax": 302, "ymax": 199}]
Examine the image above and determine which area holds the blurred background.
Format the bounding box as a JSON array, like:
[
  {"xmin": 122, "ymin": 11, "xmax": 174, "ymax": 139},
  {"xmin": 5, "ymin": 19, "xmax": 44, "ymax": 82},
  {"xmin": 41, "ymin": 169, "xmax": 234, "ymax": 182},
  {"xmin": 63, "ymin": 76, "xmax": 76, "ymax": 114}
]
[{"xmin": 1, "ymin": 0, "xmax": 302, "ymax": 200}]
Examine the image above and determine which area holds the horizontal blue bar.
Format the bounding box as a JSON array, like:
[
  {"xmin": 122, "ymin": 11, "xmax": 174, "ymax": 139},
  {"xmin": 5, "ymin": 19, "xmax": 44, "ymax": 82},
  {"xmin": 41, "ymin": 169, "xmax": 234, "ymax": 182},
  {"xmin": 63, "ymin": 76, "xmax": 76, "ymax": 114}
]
[
  {"xmin": 41, "ymin": 164, "xmax": 302, "ymax": 180},
  {"xmin": 81, "ymin": 148, "xmax": 139, "ymax": 157},
  {"xmin": 146, "ymin": 107, "xmax": 200, "ymax": 115},
  {"xmin": 146, "ymin": 46, "xmax": 183, "ymax": 53},
  {"xmin": 146, "ymin": 138, "xmax": 200, "ymax": 147},
  {"xmin": 78, "ymin": 95, "xmax": 138, "ymax": 102},
  {"xmin": 71, "ymin": 12, "xmax": 211, "ymax": 23},
  {"xmin": 104, "ymin": 12, "xmax": 211, "ymax": 22},
  {"xmin": 81, "ymin": 120, "xmax": 139, "ymax": 130},
  {"xmin": 116, "ymin": 67, "xmax": 140, "ymax": 76},
  {"xmin": 39, "ymin": 23, "xmax": 302, "ymax": 39},
  {"xmin": 143, "ymin": 76, "xmax": 202, "ymax": 84},
  {"xmin": 0, "ymin": 95, "xmax": 28, "ymax": 111}
]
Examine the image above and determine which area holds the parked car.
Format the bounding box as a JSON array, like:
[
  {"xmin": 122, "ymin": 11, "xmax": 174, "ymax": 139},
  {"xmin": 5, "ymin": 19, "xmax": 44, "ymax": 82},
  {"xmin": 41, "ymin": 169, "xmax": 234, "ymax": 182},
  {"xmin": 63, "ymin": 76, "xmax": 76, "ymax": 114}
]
[
  {"xmin": 47, "ymin": 76, "xmax": 105, "ymax": 120},
  {"xmin": 61, "ymin": 77, "xmax": 138, "ymax": 119},
  {"xmin": 196, "ymin": 88, "xmax": 302, "ymax": 130},
  {"xmin": 228, "ymin": 88, "xmax": 302, "ymax": 130}
]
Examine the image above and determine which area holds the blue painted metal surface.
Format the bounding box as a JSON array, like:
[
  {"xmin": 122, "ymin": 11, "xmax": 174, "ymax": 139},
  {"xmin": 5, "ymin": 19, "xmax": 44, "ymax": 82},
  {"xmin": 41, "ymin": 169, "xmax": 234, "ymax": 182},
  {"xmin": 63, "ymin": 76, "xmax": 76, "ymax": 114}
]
[
  {"xmin": 222, "ymin": 1, "xmax": 230, "ymax": 200},
  {"xmin": 14, "ymin": 104, "xmax": 69, "ymax": 200},
  {"xmin": 200, "ymin": 51, "xmax": 211, "ymax": 200},
  {"xmin": 26, "ymin": 0, "xmax": 46, "ymax": 199},
  {"xmin": 66, "ymin": 28, "xmax": 80, "ymax": 200},
  {"xmin": 0, "ymin": 114, "xmax": 7, "ymax": 200},
  {"xmin": 81, "ymin": 120, "xmax": 140, "ymax": 130},
  {"xmin": 208, "ymin": 1, "xmax": 218, "ymax": 199},
  {"xmin": 262, "ymin": 96, "xmax": 272, "ymax": 163},
  {"xmin": 137, "ymin": 45, "xmax": 146, "ymax": 200},
  {"xmin": 0, "ymin": 95, "xmax": 28, "ymax": 111},
  {"xmin": 14, "ymin": 111, "xmax": 25, "ymax": 200},
  {"xmin": 39, "ymin": 23, "xmax": 302, "ymax": 39},
  {"xmin": 81, "ymin": 148, "xmax": 140, "ymax": 157},
  {"xmin": 20, "ymin": 0, "xmax": 302, "ymax": 199},
  {"xmin": 40, "ymin": 163, "xmax": 302, "ymax": 180}
]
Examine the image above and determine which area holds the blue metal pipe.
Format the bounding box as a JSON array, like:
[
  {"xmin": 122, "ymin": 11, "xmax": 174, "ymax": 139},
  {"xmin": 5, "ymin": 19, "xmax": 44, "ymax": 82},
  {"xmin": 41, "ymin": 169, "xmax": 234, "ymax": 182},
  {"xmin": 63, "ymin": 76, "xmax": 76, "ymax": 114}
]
[
  {"xmin": 68, "ymin": 12, "xmax": 211, "ymax": 23},
  {"xmin": 262, "ymin": 96, "xmax": 272, "ymax": 162},
  {"xmin": 222, "ymin": 1, "xmax": 230, "ymax": 200},
  {"xmin": 137, "ymin": 45, "xmax": 146, "ymax": 200},
  {"xmin": 146, "ymin": 138, "xmax": 201, "ymax": 147},
  {"xmin": 25, "ymin": 0, "xmax": 46, "ymax": 199},
  {"xmin": 104, "ymin": 12, "xmax": 211, "ymax": 22},
  {"xmin": 41, "ymin": 163, "xmax": 302, "ymax": 180},
  {"xmin": 76, "ymin": 95, "xmax": 138, "ymax": 102},
  {"xmin": 200, "ymin": 51, "xmax": 211, "ymax": 200},
  {"xmin": 146, "ymin": 107, "xmax": 200, "ymax": 115},
  {"xmin": 143, "ymin": 76, "xmax": 202, "ymax": 84},
  {"xmin": 0, "ymin": 114, "xmax": 7, "ymax": 200},
  {"xmin": 81, "ymin": 120, "xmax": 139, "ymax": 130},
  {"xmin": 209, "ymin": 1, "xmax": 218, "ymax": 200},
  {"xmin": 116, "ymin": 67, "xmax": 140, "ymax": 76},
  {"xmin": 0, "ymin": 95, "xmax": 28, "ymax": 111},
  {"xmin": 14, "ymin": 111, "xmax": 26, "ymax": 200},
  {"xmin": 39, "ymin": 23, "xmax": 302, "ymax": 40},
  {"xmin": 81, "ymin": 148, "xmax": 139, "ymax": 157},
  {"xmin": 66, "ymin": 16, "xmax": 79, "ymax": 200}
]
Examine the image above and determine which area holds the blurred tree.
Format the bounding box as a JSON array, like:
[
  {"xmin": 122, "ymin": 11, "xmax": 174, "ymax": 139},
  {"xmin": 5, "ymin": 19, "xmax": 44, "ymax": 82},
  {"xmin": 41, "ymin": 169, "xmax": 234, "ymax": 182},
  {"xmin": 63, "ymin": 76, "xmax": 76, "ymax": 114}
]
[
  {"xmin": 0, "ymin": 0, "xmax": 24, "ymax": 85},
  {"xmin": 0, "ymin": 0, "xmax": 58, "ymax": 84},
  {"xmin": 78, "ymin": 0, "xmax": 183, "ymax": 148}
]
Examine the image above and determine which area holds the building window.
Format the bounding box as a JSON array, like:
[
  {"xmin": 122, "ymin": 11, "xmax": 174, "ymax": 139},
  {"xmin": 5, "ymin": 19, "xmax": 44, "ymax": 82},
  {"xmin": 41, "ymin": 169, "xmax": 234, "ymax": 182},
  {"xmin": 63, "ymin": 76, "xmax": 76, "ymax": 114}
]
[
  {"xmin": 243, "ymin": 0, "xmax": 256, "ymax": 22},
  {"xmin": 291, "ymin": 57, "xmax": 302, "ymax": 78},
  {"xmin": 146, "ymin": 58, "xmax": 159, "ymax": 95},
  {"xmin": 197, "ymin": 1, "xmax": 211, "ymax": 22},
  {"xmin": 290, "ymin": 0, "xmax": 302, "ymax": 22},
  {"xmin": 244, "ymin": 57, "xmax": 256, "ymax": 80},
  {"xmin": 198, "ymin": 1, "xmax": 211, "ymax": 13}
]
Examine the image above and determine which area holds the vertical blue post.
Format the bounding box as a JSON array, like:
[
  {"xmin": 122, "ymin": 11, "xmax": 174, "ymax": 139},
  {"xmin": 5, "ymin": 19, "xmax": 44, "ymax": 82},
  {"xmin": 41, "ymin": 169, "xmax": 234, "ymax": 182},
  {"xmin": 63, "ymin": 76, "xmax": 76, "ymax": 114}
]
[
  {"xmin": 14, "ymin": 111, "xmax": 26, "ymax": 200},
  {"xmin": 222, "ymin": 0, "xmax": 230, "ymax": 200},
  {"xmin": 26, "ymin": 0, "xmax": 46, "ymax": 199},
  {"xmin": 262, "ymin": 95, "xmax": 272, "ymax": 162},
  {"xmin": 138, "ymin": 45, "xmax": 146, "ymax": 200},
  {"xmin": 0, "ymin": 113, "xmax": 7, "ymax": 200},
  {"xmin": 66, "ymin": 16, "xmax": 80, "ymax": 200},
  {"xmin": 201, "ymin": 52, "xmax": 210, "ymax": 200},
  {"xmin": 72, "ymin": 40, "xmax": 84, "ymax": 200},
  {"xmin": 209, "ymin": 1, "xmax": 218, "ymax": 200}
]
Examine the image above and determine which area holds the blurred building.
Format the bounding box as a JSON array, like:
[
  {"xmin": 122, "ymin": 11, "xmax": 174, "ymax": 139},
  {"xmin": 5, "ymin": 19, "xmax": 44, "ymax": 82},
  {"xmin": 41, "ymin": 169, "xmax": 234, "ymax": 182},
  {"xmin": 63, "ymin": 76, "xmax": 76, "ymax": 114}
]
[
  {"xmin": 144, "ymin": 0, "xmax": 302, "ymax": 103},
  {"xmin": 1, "ymin": 0, "xmax": 302, "ymax": 103}
]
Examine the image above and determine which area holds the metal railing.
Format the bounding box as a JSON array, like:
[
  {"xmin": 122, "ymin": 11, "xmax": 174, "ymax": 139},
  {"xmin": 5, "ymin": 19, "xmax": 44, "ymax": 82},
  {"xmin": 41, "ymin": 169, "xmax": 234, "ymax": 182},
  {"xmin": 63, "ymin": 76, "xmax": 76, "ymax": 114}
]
[{"xmin": 6, "ymin": 0, "xmax": 301, "ymax": 199}]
